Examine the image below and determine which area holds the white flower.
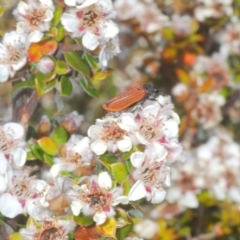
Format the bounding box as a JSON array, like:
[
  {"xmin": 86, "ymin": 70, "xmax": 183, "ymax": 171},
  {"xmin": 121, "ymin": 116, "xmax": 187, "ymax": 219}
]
[
  {"xmin": 134, "ymin": 219, "xmax": 159, "ymax": 239},
  {"xmin": 20, "ymin": 218, "xmax": 76, "ymax": 240},
  {"xmin": 0, "ymin": 170, "xmax": 49, "ymax": 218},
  {"xmin": 61, "ymin": 0, "xmax": 119, "ymax": 50},
  {"xmin": 137, "ymin": 3, "xmax": 169, "ymax": 33},
  {"xmin": 0, "ymin": 122, "xmax": 26, "ymax": 167},
  {"xmin": 120, "ymin": 95, "xmax": 183, "ymax": 163},
  {"xmin": 114, "ymin": 0, "xmax": 141, "ymax": 21},
  {"xmin": 69, "ymin": 172, "xmax": 123, "ymax": 225},
  {"xmin": 130, "ymin": 148, "xmax": 169, "ymax": 204},
  {"xmin": 50, "ymin": 136, "xmax": 95, "ymax": 177},
  {"xmin": 88, "ymin": 117, "xmax": 132, "ymax": 155},
  {"xmin": 0, "ymin": 32, "xmax": 29, "ymax": 82},
  {"xmin": 13, "ymin": 0, "xmax": 55, "ymax": 42},
  {"xmin": 198, "ymin": 92, "xmax": 226, "ymax": 129},
  {"xmin": 99, "ymin": 37, "xmax": 120, "ymax": 70}
]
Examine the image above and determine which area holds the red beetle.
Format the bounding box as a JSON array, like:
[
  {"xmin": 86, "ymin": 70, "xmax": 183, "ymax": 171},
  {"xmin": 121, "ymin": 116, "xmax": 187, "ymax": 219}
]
[{"xmin": 102, "ymin": 84, "xmax": 159, "ymax": 112}]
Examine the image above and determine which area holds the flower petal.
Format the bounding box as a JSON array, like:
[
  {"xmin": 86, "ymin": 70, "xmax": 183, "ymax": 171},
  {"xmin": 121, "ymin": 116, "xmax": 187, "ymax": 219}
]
[
  {"xmin": 90, "ymin": 139, "xmax": 107, "ymax": 155},
  {"xmin": 4, "ymin": 122, "xmax": 24, "ymax": 139},
  {"xmin": 82, "ymin": 32, "xmax": 99, "ymax": 50},
  {"xmin": 98, "ymin": 172, "xmax": 112, "ymax": 189},
  {"xmin": 130, "ymin": 152, "xmax": 145, "ymax": 168},
  {"xmin": 28, "ymin": 30, "xmax": 44, "ymax": 42},
  {"xmin": 0, "ymin": 193, "xmax": 23, "ymax": 218},
  {"xmin": 117, "ymin": 136, "xmax": 132, "ymax": 152},
  {"xmin": 128, "ymin": 180, "xmax": 146, "ymax": 202},
  {"xmin": 93, "ymin": 211, "xmax": 107, "ymax": 225}
]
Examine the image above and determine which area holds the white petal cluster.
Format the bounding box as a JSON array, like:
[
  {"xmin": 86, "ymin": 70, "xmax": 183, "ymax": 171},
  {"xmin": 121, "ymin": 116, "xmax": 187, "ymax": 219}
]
[
  {"xmin": 61, "ymin": 0, "xmax": 119, "ymax": 51},
  {"xmin": 166, "ymin": 128, "xmax": 240, "ymax": 211},
  {"xmin": 0, "ymin": 32, "xmax": 29, "ymax": 82},
  {"xmin": 69, "ymin": 171, "xmax": 124, "ymax": 225},
  {"xmin": 13, "ymin": 0, "xmax": 55, "ymax": 42}
]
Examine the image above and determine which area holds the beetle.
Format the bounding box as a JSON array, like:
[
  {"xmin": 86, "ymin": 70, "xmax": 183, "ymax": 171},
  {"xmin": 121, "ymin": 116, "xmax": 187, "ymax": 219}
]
[{"xmin": 102, "ymin": 84, "xmax": 159, "ymax": 112}]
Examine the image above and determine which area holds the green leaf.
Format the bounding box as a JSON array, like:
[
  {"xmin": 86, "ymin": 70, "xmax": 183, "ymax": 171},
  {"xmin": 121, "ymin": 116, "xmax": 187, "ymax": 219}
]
[
  {"xmin": 116, "ymin": 221, "xmax": 133, "ymax": 240},
  {"xmin": 122, "ymin": 180, "xmax": 131, "ymax": 196},
  {"xmin": 60, "ymin": 76, "xmax": 73, "ymax": 96},
  {"xmin": 12, "ymin": 76, "xmax": 35, "ymax": 94},
  {"xmin": 100, "ymin": 155, "xmax": 118, "ymax": 164},
  {"xmin": 54, "ymin": 25, "xmax": 65, "ymax": 42},
  {"xmin": 115, "ymin": 209, "xmax": 130, "ymax": 228},
  {"xmin": 82, "ymin": 52, "xmax": 99, "ymax": 70},
  {"xmin": 56, "ymin": 60, "xmax": 70, "ymax": 75},
  {"xmin": 35, "ymin": 73, "xmax": 45, "ymax": 96},
  {"xmin": 44, "ymin": 153, "xmax": 54, "ymax": 165},
  {"xmin": 92, "ymin": 68, "xmax": 114, "ymax": 81},
  {"xmin": 51, "ymin": 127, "xmax": 68, "ymax": 146},
  {"xmin": 125, "ymin": 160, "xmax": 133, "ymax": 172},
  {"xmin": 45, "ymin": 78, "xmax": 57, "ymax": 92},
  {"xmin": 31, "ymin": 144, "xmax": 45, "ymax": 160},
  {"xmin": 111, "ymin": 162, "xmax": 128, "ymax": 183},
  {"xmin": 64, "ymin": 51, "xmax": 90, "ymax": 76},
  {"xmin": 78, "ymin": 78, "xmax": 99, "ymax": 98},
  {"xmin": 121, "ymin": 149, "xmax": 134, "ymax": 161},
  {"xmin": 73, "ymin": 214, "xmax": 94, "ymax": 226},
  {"xmin": 38, "ymin": 137, "xmax": 58, "ymax": 156},
  {"xmin": 52, "ymin": 6, "xmax": 63, "ymax": 26}
]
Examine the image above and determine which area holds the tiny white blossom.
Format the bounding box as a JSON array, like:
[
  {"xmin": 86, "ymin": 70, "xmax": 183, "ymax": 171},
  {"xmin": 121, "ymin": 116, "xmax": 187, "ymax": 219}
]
[
  {"xmin": 0, "ymin": 32, "xmax": 29, "ymax": 82},
  {"xmin": 61, "ymin": 0, "xmax": 119, "ymax": 50},
  {"xmin": 13, "ymin": 0, "xmax": 55, "ymax": 42}
]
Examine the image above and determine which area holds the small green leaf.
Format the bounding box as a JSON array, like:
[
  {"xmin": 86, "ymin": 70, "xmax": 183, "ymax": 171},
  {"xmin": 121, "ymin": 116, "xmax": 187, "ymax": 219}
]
[
  {"xmin": 31, "ymin": 144, "xmax": 44, "ymax": 160},
  {"xmin": 100, "ymin": 155, "xmax": 118, "ymax": 170},
  {"xmin": 51, "ymin": 127, "xmax": 68, "ymax": 146},
  {"xmin": 52, "ymin": 6, "xmax": 63, "ymax": 26},
  {"xmin": 12, "ymin": 76, "xmax": 35, "ymax": 94},
  {"xmin": 54, "ymin": 25, "xmax": 65, "ymax": 42},
  {"xmin": 122, "ymin": 180, "xmax": 131, "ymax": 196},
  {"xmin": 64, "ymin": 51, "xmax": 90, "ymax": 76},
  {"xmin": 38, "ymin": 137, "xmax": 58, "ymax": 156},
  {"xmin": 111, "ymin": 162, "xmax": 128, "ymax": 183},
  {"xmin": 92, "ymin": 68, "xmax": 113, "ymax": 81},
  {"xmin": 79, "ymin": 78, "xmax": 99, "ymax": 98},
  {"xmin": 116, "ymin": 221, "xmax": 133, "ymax": 240},
  {"xmin": 82, "ymin": 52, "xmax": 99, "ymax": 70},
  {"xmin": 121, "ymin": 149, "xmax": 134, "ymax": 161},
  {"xmin": 56, "ymin": 60, "xmax": 70, "ymax": 75},
  {"xmin": 35, "ymin": 73, "xmax": 45, "ymax": 96},
  {"xmin": 73, "ymin": 214, "xmax": 94, "ymax": 226},
  {"xmin": 100, "ymin": 155, "xmax": 118, "ymax": 164},
  {"xmin": 115, "ymin": 209, "xmax": 130, "ymax": 228},
  {"xmin": 44, "ymin": 153, "xmax": 54, "ymax": 165},
  {"xmin": 26, "ymin": 151, "xmax": 37, "ymax": 161},
  {"xmin": 60, "ymin": 76, "xmax": 73, "ymax": 96},
  {"xmin": 45, "ymin": 78, "xmax": 57, "ymax": 92}
]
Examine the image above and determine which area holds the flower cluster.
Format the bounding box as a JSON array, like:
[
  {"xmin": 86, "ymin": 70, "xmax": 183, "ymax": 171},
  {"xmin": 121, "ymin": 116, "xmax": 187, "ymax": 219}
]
[
  {"xmin": 0, "ymin": 0, "xmax": 121, "ymax": 82},
  {"xmin": 164, "ymin": 127, "xmax": 240, "ymax": 212},
  {"xmin": 61, "ymin": 0, "xmax": 120, "ymax": 69}
]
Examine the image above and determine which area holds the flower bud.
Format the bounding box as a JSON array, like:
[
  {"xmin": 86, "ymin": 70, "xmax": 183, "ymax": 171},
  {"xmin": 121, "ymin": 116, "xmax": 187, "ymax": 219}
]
[
  {"xmin": 37, "ymin": 115, "xmax": 51, "ymax": 136},
  {"xmin": 60, "ymin": 111, "xmax": 84, "ymax": 134},
  {"xmin": 37, "ymin": 57, "xmax": 55, "ymax": 74}
]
